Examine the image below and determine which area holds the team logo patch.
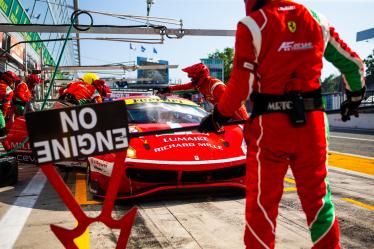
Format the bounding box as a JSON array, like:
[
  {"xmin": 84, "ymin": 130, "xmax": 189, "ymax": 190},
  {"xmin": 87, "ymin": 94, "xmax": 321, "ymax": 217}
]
[{"xmin": 287, "ymin": 21, "xmax": 297, "ymax": 33}]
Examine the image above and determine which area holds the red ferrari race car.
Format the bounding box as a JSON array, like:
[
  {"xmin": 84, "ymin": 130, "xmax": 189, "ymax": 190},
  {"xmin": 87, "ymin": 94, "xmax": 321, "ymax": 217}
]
[{"xmin": 87, "ymin": 95, "xmax": 247, "ymax": 199}]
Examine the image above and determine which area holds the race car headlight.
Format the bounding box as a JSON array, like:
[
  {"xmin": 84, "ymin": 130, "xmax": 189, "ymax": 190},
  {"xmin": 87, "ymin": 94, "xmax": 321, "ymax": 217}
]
[{"xmin": 126, "ymin": 146, "xmax": 137, "ymax": 159}]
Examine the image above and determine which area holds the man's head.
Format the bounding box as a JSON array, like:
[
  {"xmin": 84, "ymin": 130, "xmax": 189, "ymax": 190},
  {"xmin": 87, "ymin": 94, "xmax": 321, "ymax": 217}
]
[
  {"xmin": 26, "ymin": 74, "xmax": 42, "ymax": 86},
  {"xmin": 92, "ymin": 79, "xmax": 110, "ymax": 97},
  {"xmin": 182, "ymin": 63, "xmax": 210, "ymax": 82},
  {"xmin": 82, "ymin": 73, "xmax": 99, "ymax": 85},
  {"xmin": 244, "ymin": 0, "xmax": 272, "ymax": 14},
  {"xmin": 1, "ymin": 71, "xmax": 20, "ymax": 85}
]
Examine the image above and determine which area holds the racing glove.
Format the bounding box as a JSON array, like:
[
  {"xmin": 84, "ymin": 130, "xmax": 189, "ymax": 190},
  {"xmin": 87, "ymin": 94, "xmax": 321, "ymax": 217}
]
[
  {"xmin": 198, "ymin": 106, "xmax": 230, "ymax": 133},
  {"xmin": 340, "ymin": 86, "xmax": 366, "ymax": 122},
  {"xmin": 155, "ymin": 87, "xmax": 170, "ymax": 95}
]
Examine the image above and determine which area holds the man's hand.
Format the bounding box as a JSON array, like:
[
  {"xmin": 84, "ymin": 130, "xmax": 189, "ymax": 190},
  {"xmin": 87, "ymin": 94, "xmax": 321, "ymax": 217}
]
[
  {"xmin": 155, "ymin": 87, "xmax": 170, "ymax": 95},
  {"xmin": 198, "ymin": 106, "xmax": 230, "ymax": 133},
  {"xmin": 340, "ymin": 87, "xmax": 366, "ymax": 122}
]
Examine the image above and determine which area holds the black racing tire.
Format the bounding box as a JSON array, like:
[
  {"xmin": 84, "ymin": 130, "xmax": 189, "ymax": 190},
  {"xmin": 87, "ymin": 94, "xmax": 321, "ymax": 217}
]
[
  {"xmin": 86, "ymin": 161, "xmax": 99, "ymax": 198},
  {"xmin": 86, "ymin": 160, "xmax": 92, "ymax": 192},
  {"xmin": 0, "ymin": 156, "xmax": 18, "ymax": 187}
]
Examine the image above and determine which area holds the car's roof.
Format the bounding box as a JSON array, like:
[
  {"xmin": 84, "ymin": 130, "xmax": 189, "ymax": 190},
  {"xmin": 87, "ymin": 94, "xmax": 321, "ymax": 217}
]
[{"xmin": 118, "ymin": 95, "xmax": 200, "ymax": 107}]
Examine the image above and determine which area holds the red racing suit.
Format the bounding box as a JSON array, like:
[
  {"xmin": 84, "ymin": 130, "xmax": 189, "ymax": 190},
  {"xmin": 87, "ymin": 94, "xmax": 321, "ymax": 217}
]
[
  {"xmin": 170, "ymin": 76, "xmax": 249, "ymax": 120},
  {"xmin": 14, "ymin": 82, "xmax": 32, "ymax": 103},
  {"xmin": 217, "ymin": 1, "xmax": 365, "ymax": 249},
  {"xmin": 13, "ymin": 81, "xmax": 32, "ymax": 116},
  {"xmin": 0, "ymin": 80, "xmax": 14, "ymax": 130},
  {"xmin": 62, "ymin": 81, "xmax": 102, "ymax": 104}
]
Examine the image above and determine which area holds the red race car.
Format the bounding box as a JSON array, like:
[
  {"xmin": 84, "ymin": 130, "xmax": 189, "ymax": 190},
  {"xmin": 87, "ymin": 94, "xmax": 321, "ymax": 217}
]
[{"xmin": 87, "ymin": 95, "xmax": 247, "ymax": 199}]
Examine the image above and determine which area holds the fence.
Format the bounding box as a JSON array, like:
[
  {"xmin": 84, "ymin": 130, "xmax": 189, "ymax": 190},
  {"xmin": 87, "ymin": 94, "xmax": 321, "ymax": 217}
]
[{"xmin": 323, "ymin": 90, "xmax": 374, "ymax": 112}]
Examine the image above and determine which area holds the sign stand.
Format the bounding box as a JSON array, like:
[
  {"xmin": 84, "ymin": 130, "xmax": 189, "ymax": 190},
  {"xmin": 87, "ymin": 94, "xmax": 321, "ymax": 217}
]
[
  {"xmin": 40, "ymin": 151, "xmax": 137, "ymax": 249},
  {"xmin": 25, "ymin": 101, "xmax": 137, "ymax": 248}
]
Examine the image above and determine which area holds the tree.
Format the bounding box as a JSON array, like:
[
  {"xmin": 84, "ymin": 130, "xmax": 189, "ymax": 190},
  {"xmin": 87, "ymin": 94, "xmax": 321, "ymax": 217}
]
[
  {"xmin": 321, "ymin": 74, "xmax": 343, "ymax": 93},
  {"xmin": 364, "ymin": 49, "xmax": 374, "ymax": 89},
  {"xmin": 208, "ymin": 47, "xmax": 234, "ymax": 82}
]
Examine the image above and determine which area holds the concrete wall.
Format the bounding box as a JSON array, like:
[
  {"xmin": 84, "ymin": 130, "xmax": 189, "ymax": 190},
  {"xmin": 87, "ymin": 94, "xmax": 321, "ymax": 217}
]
[{"xmin": 328, "ymin": 113, "xmax": 374, "ymax": 130}]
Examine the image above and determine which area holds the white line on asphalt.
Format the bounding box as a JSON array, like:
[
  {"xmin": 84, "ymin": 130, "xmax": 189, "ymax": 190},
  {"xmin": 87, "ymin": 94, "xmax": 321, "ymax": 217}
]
[
  {"xmin": 0, "ymin": 170, "xmax": 47, "ymax": 249},
  {"xmin": 329, "ymin": 167, "xmax": 374, "ymax": 180},
  {"xmin": 330, "ymin": 135, "xmax": 374, "ymax": 142}
]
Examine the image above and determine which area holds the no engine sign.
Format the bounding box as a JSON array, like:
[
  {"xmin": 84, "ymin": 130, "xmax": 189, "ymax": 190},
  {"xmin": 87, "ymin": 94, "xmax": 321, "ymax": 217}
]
[{"xmin": 25, "ymin": 101, "xmax": 129, "ymax": 164}]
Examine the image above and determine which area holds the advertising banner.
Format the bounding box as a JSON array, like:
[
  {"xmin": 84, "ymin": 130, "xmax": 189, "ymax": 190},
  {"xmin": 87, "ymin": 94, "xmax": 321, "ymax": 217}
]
[
  {"xmin": 10, "ymin": 35, "xmax": 24, "ymax": 64},
  {"xmin": 0, "ymin": 0, "xmax": 55, "ymax": 65},
  {"xmin": 0, "ymin": 0, "xmax": 13, "ymax": 16},
  {"xmin": 9, "ymin": 0, "xmax": 21, "ymax": 24},
  {"xmin": 137, "ymin": 56, "xmax": 169, "ymax": 83}
]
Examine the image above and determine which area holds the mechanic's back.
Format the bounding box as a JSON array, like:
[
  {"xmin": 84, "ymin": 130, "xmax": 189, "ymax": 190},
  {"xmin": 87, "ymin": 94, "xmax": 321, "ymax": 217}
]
[{"xmin": 200, "ymin": 1, "xmax": 366, "ymax": 248}]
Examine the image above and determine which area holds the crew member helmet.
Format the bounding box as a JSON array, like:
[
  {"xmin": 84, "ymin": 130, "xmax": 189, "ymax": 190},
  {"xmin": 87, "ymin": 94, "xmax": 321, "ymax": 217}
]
[
  {"xmin": 1, "ymin": 71, "xmax": 20, "ymax": 85},
  {"xmin": 182, "ymin": 63, "xmax": 210, "ymax": 80},
  {"xmin": 82, "ymin": 73, "xmax": 99, "ymax": 85},
  {"xmin": 26, "ymin": 74, "xmax": 42, "ymax": 85},
  {"xmin": 92, "ymin": 79, "xmax": 110, "ymax": 97}
]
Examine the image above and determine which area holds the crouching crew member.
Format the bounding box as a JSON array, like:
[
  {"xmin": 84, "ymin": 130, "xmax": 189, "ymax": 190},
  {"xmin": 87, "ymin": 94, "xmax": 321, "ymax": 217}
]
[{"xmin": 59, "ymin": 73, "xmax": 104, "ymax": 105}]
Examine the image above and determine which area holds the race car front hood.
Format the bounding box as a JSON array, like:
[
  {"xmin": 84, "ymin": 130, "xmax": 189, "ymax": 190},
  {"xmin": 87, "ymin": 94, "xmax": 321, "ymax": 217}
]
[{"xmin": 127, "ymin": 123, "xmax": 246, "ymax": 165}]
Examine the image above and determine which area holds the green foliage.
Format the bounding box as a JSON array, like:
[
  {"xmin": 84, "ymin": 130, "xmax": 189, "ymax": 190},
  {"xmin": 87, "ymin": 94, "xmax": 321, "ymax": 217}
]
[
  {"xmin": 321, "ymin": 74, "xmax": 344, "ymax": 93},
  {"xmin": 364, "ymin": 49, "xmax": 374, "ymax": 88},
  {"xmin": 208, "ymin": 47, "xmax": 234, "ymax": 82}
]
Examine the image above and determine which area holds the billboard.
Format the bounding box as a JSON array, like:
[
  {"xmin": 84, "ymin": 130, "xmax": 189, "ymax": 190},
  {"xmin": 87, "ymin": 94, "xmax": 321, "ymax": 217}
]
[
  {"xmin": 0, "ymin": 0, "xmax": 55, "ymax": 66},
  {"xmin": 137, "ymin": 57, "xmax": 169, "ymax": 83},
  {"xmin": 10, "ymin": 35, "xmax": 24, "ymax": 64}
]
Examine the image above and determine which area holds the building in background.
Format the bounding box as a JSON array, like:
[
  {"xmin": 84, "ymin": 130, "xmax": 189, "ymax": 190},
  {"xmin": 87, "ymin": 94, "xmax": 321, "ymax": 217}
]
[
  {"xmin": 200, "ymin": 58, "xmax": 224, "ymax": 82},
  {"xmin": 0, "ymin": 0, "xmax": 77, "ymax": 75},
  {"xmin": 137, "ymin": 56, "xmax": 169, "ymax": 84}
]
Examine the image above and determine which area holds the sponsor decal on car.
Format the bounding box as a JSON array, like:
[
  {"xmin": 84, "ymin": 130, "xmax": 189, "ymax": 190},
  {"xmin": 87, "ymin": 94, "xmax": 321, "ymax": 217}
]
[
  {"xmin": 16, "ymin": 154, "xmax": 36, "ymax": 163},
  {"xmin": 125, "ymin": 98, "xmax": 195, "ymax": 106},
  {"xmin": 162, "ymin": 136, "xmax": 208, "ymax": 143},
  {"xmin": 154, "ymin": 142, "xmax": 223, "ymax": 153},
  {"xmin": 10, "ymin": 142, "xmax": 31, "ymax": 151},
  {"xmin": 89, "ymin": 157, "xmax": 114, "ymax": 177}
]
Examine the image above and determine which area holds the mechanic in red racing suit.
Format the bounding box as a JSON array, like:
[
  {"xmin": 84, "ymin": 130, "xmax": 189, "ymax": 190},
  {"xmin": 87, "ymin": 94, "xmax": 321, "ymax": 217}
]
[
  {"xmin": 59, "ymin": 73, "xmax": 106, "ymax": 105},
  {"xmin": 13, "ymin": 79, "xmax": 32, "ymax": 116},
  {"xmin": 26, "ymin": 73, "xmax": 42, "ymax": 99},
  {"xmin": 0, "ymin": 71, "xmax": 17, "ymax": 139},
  {"xmin": 199, "ymin": 0, "xmax": 366, "ymax": 248},
  {"xmin": 157, "ymin": 63, "xmax": 249, "ymax": 120}
]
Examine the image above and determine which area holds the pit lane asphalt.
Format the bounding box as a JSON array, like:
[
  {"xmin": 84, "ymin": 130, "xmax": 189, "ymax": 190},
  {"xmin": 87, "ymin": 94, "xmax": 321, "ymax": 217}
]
[{"xmin": 0, "ymin": 129, "xmax": 373, "ymax": 249}]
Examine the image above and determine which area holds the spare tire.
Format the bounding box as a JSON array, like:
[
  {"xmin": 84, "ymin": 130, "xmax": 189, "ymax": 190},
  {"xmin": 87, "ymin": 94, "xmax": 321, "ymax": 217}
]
[{"xmin": 0, "ymin": 156, "xmax": 18, "ymax": 187}]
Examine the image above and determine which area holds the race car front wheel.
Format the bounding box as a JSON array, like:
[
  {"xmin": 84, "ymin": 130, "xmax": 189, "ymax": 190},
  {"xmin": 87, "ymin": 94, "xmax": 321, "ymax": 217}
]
[{"xmin": 0, "ymin": 156, "xmax": 18, "ymax": 187}]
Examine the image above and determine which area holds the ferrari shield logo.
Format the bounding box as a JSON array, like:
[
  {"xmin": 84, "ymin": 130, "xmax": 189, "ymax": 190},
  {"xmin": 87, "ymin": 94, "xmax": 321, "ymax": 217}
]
[{"xmin": 287, "ymin": 21, "xmax": 297, "ymax": 33}]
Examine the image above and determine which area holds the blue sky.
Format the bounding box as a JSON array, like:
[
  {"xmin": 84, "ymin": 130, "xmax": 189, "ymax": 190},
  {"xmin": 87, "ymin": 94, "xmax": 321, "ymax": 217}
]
[{"xmin": 78, "ymin": 0, "xmax": 374, "ymax": 82}]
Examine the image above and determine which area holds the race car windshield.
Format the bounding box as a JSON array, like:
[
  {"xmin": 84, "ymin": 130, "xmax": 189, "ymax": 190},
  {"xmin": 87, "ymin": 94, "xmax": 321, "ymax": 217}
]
[{"xmin": 127, "ymin": 103, "xmax": 207, "ymax": 124}]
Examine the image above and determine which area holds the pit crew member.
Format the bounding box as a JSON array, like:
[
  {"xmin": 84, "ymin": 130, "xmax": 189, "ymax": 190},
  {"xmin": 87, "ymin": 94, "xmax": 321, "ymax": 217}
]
[
  {"xmin": 199, "ymin": 0, "xmax": 365, "ymax": 248},
  {"xmin": 13, "ymin": 78, "xmax": 32, "ymax": 116},
  {"xmin": 26, "ymin": 73, "xmax": 42, "ymax": 99},
  {"xmin": 59, "ymin": 73, "xmax": 104, "ymax": 105},
  {"xmin": 157, "ymin": 63, "xmax": 249, "ymax": 120},
  {"xmin": 0, "ymin": 71, "xmax": 17, "ymax": 139}
]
